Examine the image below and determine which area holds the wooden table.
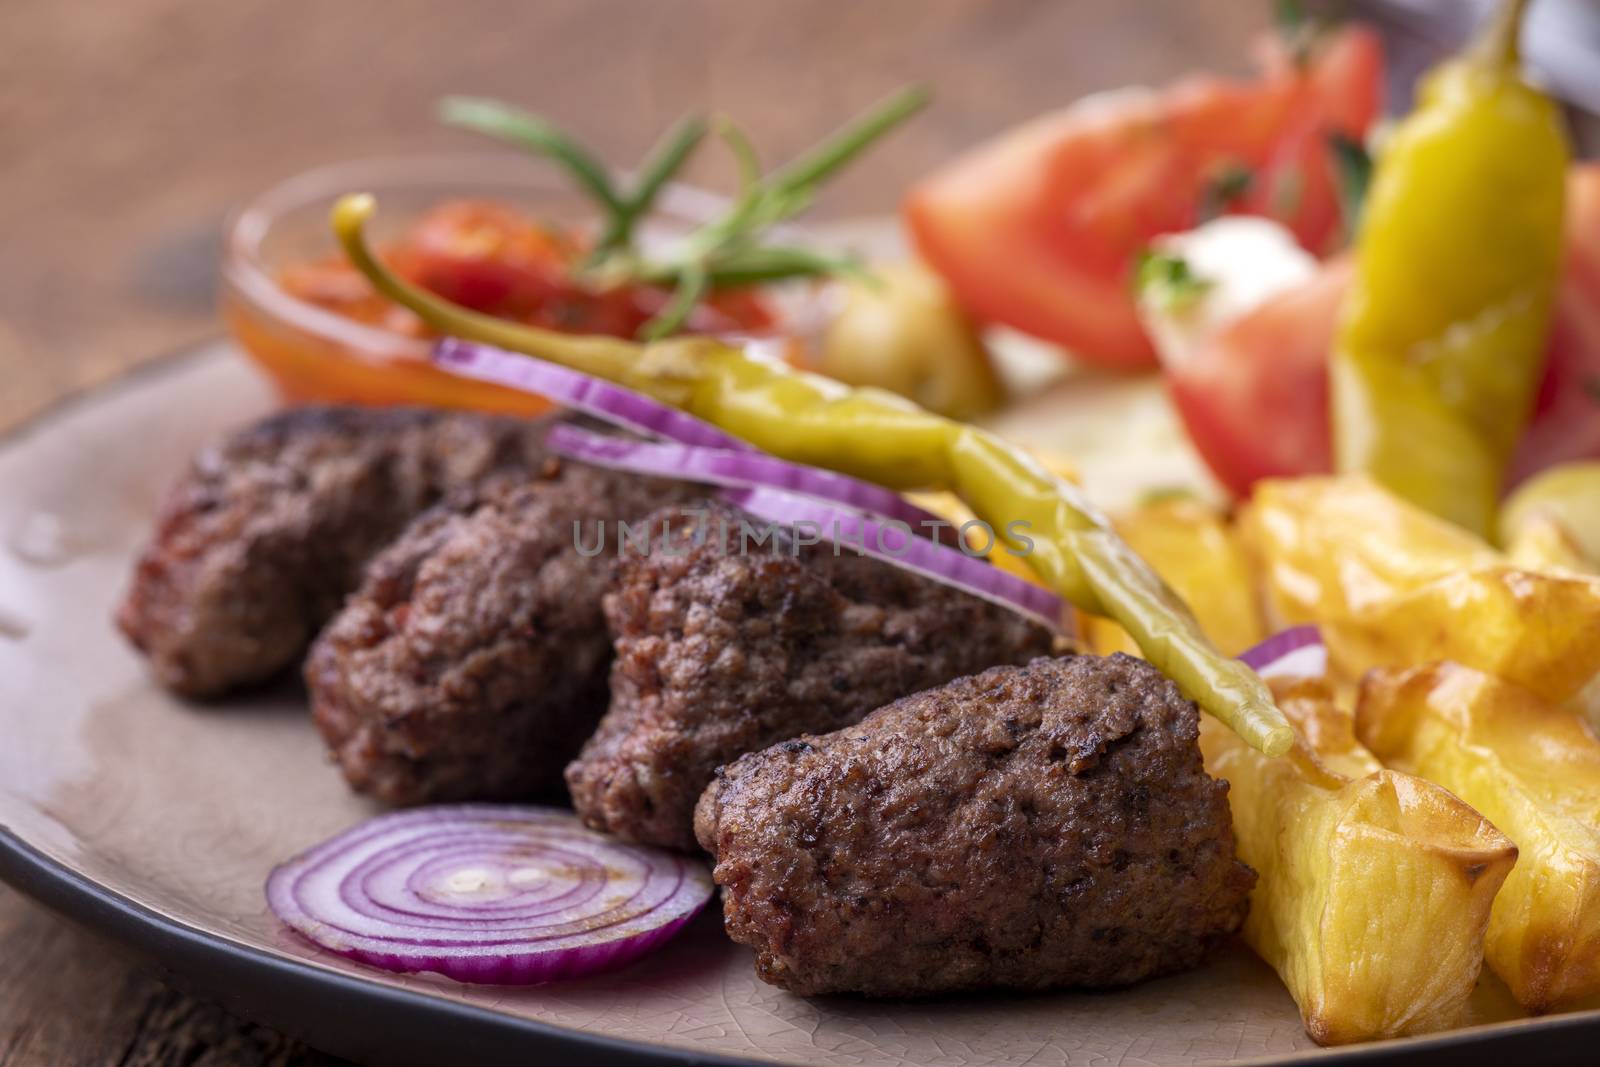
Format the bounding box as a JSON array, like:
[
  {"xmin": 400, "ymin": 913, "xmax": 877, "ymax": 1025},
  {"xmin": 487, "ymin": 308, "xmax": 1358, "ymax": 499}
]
[{"xmin": 0, "ymin": 1, "xmax": 1259, "ymax": 1061}]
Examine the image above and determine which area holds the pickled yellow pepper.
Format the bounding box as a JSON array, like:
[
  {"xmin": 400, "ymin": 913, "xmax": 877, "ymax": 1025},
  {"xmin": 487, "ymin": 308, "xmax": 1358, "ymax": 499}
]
[
  {"xmin": 331, "ymin": 193, "xmax": 1294, "ymax": 756},
  {"xmin": 1332, "ymin": 0, "xmax": 1568, "ymax": 536}
]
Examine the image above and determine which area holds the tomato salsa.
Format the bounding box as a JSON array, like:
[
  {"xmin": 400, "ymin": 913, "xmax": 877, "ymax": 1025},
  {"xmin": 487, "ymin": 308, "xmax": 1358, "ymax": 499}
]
[
  {"xmin": 224, "ymin": 88, "xmax": 931, "ymax": 413},
  {"xmin": 280, "ymin": 200, "xmax": 775, "ymax": 341},
  {"xmin": 227, "ymin": 198, "xmax": 779, "ymax": 414}
]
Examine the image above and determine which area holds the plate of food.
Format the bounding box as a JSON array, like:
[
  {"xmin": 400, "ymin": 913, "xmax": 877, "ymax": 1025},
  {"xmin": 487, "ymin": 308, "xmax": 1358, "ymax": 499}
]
[{"xmin": 5, "ymin": 2, "xmax": 1600, "ymax": 1065}]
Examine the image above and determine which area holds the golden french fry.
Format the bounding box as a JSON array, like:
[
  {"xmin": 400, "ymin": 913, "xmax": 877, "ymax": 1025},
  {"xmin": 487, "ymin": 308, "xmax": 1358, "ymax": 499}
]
[
  {"xmin": 1500, "ymin": 461, "xmax": 1600, "ymax": 567},
  {"xmin": 1242, "ymin": 475, "xmax": 1600, "ymax": 705},
  {"xmin": 1357, "ymin": 663, "xmax": 1600, "ymax": 1013},
  {"xmin": 1203, "ymin": 676, "xmax": 1516, "ymax": 1043},
  {"xmin": 1504, "ymin": 511, "xmax": 1598, "ymax": 575},
  {"xmin": 1083, "ymin": 498, "xmax": 1264, "ymax": 658},
  {"xmin": 1326, "ymin": 567, "xmax": 1600, "ymax": 705},
  {"xmin": 1080, "ymin": 484, "xmax": 1515, "ymax": 1040},
  {"xmin": 1243, "ymin": 475, "xmax": 1496, "ymax": 615}
]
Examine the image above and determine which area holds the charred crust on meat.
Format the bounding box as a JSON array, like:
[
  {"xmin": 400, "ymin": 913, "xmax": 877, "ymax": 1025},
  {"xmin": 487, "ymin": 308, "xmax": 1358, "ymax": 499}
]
[
  {"xmin": 116, "ymin": 406, "xmax": 561, "ymax": 697},
  {"xmin": 565, "ymin": 501, "xmax": 1055, "ymax": 850},
  {"xmin": 692, "ymin": 653, "xmax": 1255, "ymax": 997}
]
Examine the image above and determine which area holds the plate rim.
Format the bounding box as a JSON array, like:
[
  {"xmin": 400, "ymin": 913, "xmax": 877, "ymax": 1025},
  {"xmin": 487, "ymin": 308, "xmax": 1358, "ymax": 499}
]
[
  {"xmin": 6, "ymin": 341, "xmax": 1600, "ymax": 1067},
  {"xmin": 0, "ymin": 828, "xmax": 765, "ymax": 1067},
  {"xmin": 0, "ymin": 343, "xmax": 762, "ymax": 1067}
]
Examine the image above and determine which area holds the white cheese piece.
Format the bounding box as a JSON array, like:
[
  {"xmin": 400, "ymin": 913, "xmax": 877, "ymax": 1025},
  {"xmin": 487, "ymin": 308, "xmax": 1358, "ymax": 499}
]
[{"xmin": 1137, "ymin": 216, "xmax": 1319, "ymax": 370}]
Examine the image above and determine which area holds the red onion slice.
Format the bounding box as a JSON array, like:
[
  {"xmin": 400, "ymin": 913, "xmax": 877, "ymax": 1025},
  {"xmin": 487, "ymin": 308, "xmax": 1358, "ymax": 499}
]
[
  {"xmin": 1238, "ymin": 625, "xmax": 1326, "ymax": 680},
  {"xmin": 544, "ymin": 422, "xmax": 944, "ymax": 528},
  {"xmin": 725, "ymin": 485, "xmax": 1066, "ymax": 632},
  {"xmin": 435, "ymin": 337, "xmax": 751, "ymax": 452},
  {"xmin": 435, "ymin": 335, "xmax": 1062, "ymax": 631},
  {"xmin": 266, "ymin": 805, "xmax": 713, "ymax": 984}
]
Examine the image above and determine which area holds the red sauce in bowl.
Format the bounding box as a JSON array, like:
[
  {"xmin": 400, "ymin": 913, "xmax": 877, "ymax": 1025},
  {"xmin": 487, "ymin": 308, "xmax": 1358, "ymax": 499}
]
[{"xmin": 227, "ymin": 195, "xmax": 776, "ymax": 415}]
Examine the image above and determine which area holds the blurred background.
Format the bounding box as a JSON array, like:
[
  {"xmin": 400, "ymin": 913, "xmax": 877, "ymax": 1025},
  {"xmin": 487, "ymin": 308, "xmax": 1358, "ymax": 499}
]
[
  {"xmin": 9, "ymin": 0, "xmax": 1598, "ymax": 430},
  {"xmin": 1, "ymin": 0, "xmax": 1596, "ymax": 1062},
  {"xmin": 1, "ymin": 1, "xmax": 1273, "ymax": 429}
]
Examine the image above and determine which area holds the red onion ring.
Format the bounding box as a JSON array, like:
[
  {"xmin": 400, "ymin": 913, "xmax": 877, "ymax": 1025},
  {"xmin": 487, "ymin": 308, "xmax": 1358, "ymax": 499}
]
[
  {"xmin": 1238, "ymin": 625, "xmax": 1326, "ymax": 680},
  {"xmin": 544, "ymin": 422, "xmax": 944, "ymax": 529},
  {"xmin": 265, "ymin": 805, "xmax": 713, "ymax": 984},
  {"xmin": 434, "ymin": 336, "xmax": 1063, "ymax": 631},
  {"xmin": 435, "ymin": 336, "xmax": 750, "ymax": 452},
  {"xmin": 724, "ymin": 485, "xmax": 1066, "ymax": 632}
]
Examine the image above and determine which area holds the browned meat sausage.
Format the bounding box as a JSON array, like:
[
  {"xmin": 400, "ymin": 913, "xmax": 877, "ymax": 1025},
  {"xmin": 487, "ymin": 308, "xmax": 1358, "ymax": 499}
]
[
  {"xmin": 117, "ymin": 406, "xmax": 553, "ymax": 698},
  {"xmin": 566, "ymin": 502, "xmax": 1057, "ymax": 850},
  {"xmin": 306, "ymin": 469, "xmax": 699, "ymax": 805},
  {"xmin": 694, "ymin": 654, "xmax": 1254, "ymax": 997}
]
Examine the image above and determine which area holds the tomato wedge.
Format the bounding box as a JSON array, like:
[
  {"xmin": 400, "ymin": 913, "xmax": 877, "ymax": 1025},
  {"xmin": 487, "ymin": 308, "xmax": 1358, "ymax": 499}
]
[
  {"xmin": 1166, "ymin": 258, "xmax": 1349, "ymax": 497},
  {"xmin": 1511, "ymin": 164, "xmax": 1600, "ymax": 482},
  {"xmin": 1166, "ymin": 165, "xmax": 1600, "ymax": 498},
  {"xmin": 904, "ymin": 26, "xmax": 1383, "ymax": 370}
]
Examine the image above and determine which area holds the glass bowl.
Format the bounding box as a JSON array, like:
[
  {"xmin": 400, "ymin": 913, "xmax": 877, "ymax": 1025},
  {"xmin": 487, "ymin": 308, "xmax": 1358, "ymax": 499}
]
[{"xmin": 221, "ymin": 153, "xmax": 816, "ymax": 415}]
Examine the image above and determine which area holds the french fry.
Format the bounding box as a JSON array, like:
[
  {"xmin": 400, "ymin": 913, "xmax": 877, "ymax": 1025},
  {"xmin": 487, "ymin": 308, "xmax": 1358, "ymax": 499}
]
[
  {"xmin": 1499, "ymin": 461, "xmax": 1600, "ymax": 569},
  {"xmin": 1357, "ymin": 663, "xmax": 1600, "ymax": 1013},
  {"xmin": 1242, "ymin": 475, "xmax": 1496, "ymax": 614},
  {"xmin": 1203, "ymin": 676, "xmax": 1517, "ymax": 1043},
  {"xmin": 1327, "ymin": 567, "xmax": 1600, "ymax": 705},
  {"xmin": 1504, "ymin": 511, "xmax": 1598, "ymax": 576},
  {"xmin": 1082, "ymin": 498, "xmax": 1264, "ymax": 658},
  {"xmin": 1080, "ymin": 493, "xmax": 1515, "ymax": 1042},
  {"xmin": 1242, "ymin": 475, "xmax": 1600, "ymax": 707}
]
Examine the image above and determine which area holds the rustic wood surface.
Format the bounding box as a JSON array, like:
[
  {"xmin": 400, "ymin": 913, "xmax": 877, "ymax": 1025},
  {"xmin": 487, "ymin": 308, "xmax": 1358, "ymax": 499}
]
[{"xmin": 0, "ymin": 2, "xmax": 1260, "ymax": 1063}]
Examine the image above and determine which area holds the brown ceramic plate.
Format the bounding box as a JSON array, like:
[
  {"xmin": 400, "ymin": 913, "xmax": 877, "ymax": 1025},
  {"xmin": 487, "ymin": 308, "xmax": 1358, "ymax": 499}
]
[{"xmin": 4, "ymin": 325, "xmax": 1600, "ymax": 1065}]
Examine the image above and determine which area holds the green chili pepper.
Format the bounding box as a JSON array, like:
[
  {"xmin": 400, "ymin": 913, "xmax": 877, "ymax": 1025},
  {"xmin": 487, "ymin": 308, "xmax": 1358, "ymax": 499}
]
[
  {"xmin": 1331, "ymin": 0, "xmax": 1569, "ymax": 536},
  {"xmin": 331, "ymin": 193, "xmax": 1295, "ymax": 757}
]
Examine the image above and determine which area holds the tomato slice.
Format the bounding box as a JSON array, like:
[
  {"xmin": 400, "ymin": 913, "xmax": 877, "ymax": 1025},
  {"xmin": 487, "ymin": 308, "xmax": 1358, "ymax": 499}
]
[
  {"xmin": 1511, "ymin": 165, "xmax": 1600, "ymax": 482},
  {"xmin": 904, "ymin": 26, "xmax": 1383, "ymax": 370},
  {"xmin": 398, "ymin": 200, "xmax": 579, "ymax": 317},
  {"xmin": 1168, "ymin": 165, "xmax": 1600, "ymax": 498},
  {"xmin": 1166, "ymin": 258, "xmax": 1348, "ymax": 497}
]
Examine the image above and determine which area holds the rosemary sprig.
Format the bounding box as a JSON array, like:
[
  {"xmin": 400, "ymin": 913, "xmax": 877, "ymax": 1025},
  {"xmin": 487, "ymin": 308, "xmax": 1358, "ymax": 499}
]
[
  {"xmin": 594, "ymin": 113, "xmax": 709, "ymax": 261},
  {"xmin": 439, "ymin": 85, "xmax": 930, "ymax": 338},
  {"xmin": 439, "ymin": 96, "xmax": 626, "ymax": 214}
]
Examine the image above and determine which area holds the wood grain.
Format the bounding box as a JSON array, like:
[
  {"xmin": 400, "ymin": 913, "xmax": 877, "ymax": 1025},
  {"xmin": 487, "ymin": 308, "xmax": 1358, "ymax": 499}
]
[
  {"xmin": 0, "ymin": 885, "xmax": 340, "ymax": 1066},
  {"xmin": 0, "ymin": 1, "xmax": 1260, "ymax": 1062}
]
